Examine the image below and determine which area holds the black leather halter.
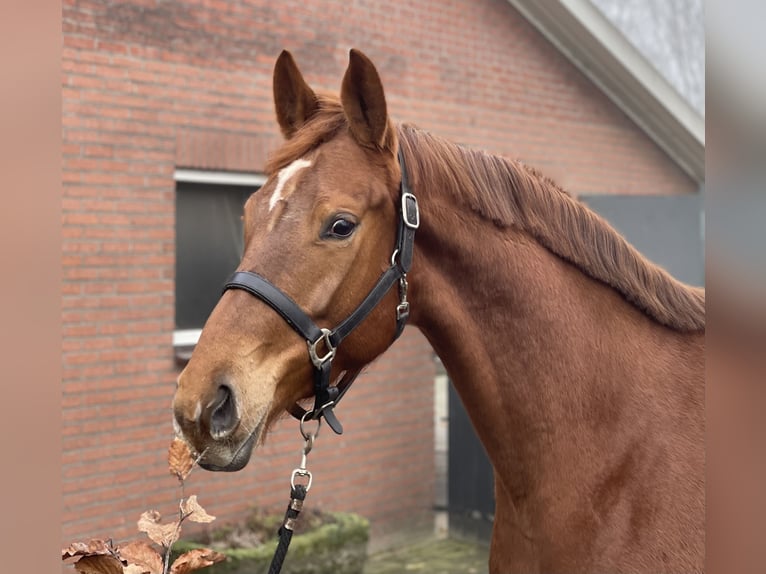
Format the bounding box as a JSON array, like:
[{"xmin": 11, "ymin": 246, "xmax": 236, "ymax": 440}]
[{"xmin": 222, "ymin": 148, "xmax": 419, "ymax": 435}]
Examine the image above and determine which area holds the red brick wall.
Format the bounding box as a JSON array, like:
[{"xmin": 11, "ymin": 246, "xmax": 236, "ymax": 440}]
[{"xmin": 61, "ymin": 0, "xmax": 696, "ymax": 554}]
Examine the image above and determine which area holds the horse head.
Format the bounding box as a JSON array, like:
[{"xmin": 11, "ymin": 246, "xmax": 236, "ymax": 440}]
[{"xmin": 172, "ymin": 50, "xmax": 407, "ymax": 471}]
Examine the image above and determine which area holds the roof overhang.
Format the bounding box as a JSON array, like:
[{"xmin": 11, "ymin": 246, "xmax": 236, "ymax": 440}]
[{"xmin": 508, "ymin": 0, "xmax": 705, "ymax": 183}]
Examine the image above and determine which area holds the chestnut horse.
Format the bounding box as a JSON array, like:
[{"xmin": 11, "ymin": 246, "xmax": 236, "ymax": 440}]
[{"xmin": 173, "ymin": 49, "xmax": 705, "ymax": 573}]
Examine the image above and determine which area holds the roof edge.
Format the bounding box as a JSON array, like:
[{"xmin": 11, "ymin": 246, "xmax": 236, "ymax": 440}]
[{"xmin": 508, "ymin": 0, "xmax": 704, "ymax": 183}]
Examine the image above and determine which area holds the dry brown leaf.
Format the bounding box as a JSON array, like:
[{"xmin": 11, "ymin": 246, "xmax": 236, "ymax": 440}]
[
  {"xmin": 118, "ymin": 540, "xmax": 163, "ymax": 574},
  {"xmin": 63, "ymin": 542, "xmax": 91, "ymax": 560},
  {"xmin": 71, "ymin": 554, "xmax": 124, "ymax": 574},
  {"xmin": 170, "ymin": 548, "xmax": 226, "ymax": 574},
  {"xmin": 168, "ymin": 438, "xmax": 194, "ymax": 481},
  {"xmin": 137, "ymin": 510, "xmax": 180, "ymax": 548},
  {"xmin": 181, "ymin": 495, "xmax": 216, "ymax": 524},
  {"xmin": 63, "ymin": 539, "xmax": 117, "ymax": 561}
]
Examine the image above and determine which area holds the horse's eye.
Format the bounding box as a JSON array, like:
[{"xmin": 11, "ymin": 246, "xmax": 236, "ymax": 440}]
[{"xmin": 329, "ymin": 217, "xmax": 357, "ymax": 239}]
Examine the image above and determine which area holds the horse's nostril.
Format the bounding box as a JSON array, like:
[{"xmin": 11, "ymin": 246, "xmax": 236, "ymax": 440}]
[{"xmin": 208, "ymin": 384, "xmax": 239, "ymax": 439}]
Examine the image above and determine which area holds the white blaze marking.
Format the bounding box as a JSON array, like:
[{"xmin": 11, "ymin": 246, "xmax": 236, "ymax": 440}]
[{"xmin": 269, "ymin": 158, "xmax": 312, "ymax": 211}]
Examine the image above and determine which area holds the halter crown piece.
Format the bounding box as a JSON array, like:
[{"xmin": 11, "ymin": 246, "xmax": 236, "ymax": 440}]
[{"xmin": 222, "ymin": 148, "xmax": 419, "ymax": 434}]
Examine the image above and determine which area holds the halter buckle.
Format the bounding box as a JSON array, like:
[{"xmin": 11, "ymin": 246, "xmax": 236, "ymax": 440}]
[
  {"xmin": 396, "ymin": 301, "xmax": 410, "ymax": 322},
  {"xmin": 396, "ymin": 275, "xmax": 410, "ymax": 321},
  {"xmin": 401, "ymin": 192, "xmax": 420, "ymax": 229},
  {"xmin": 307, "ymin": 328, "xmax": 336, "ymax": 368}
]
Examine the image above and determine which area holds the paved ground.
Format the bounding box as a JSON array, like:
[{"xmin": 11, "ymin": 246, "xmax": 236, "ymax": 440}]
[
  {"xmin": 363, "ymin": 537, "xmax": 490, "ymax": 574},
  {"xmin": 361, "ymin": 373, "xmax": 492, "ymax": 574}
]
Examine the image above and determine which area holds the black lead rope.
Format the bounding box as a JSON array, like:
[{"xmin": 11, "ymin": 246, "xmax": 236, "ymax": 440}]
[
  {"xmin": 267, "ymin": 416, "xmax": 318, "ymax": 574},
  {"xmin": 267, "ymin": 484, "xmax": 306, "ymax": 574}
]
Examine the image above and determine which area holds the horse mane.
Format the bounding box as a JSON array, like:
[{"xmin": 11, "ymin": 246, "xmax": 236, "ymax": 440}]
[
  {"xmin": 397, "ymin": 124, "xmax": 705, "ymax": 332},
  {"xmin": 265, "ymin": 98, "xmax": 705, "ymax": 332}
]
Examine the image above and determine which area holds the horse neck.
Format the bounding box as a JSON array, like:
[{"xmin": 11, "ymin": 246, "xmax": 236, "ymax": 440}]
[{"xmin": 407, "ymin": 186, "xmax": 697, "ymax": 507}]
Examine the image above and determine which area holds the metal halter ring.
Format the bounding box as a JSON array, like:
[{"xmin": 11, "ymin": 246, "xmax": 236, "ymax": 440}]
[
  {"xmin": 307, "ymin": 328, "xmax": 336, "ymax": 368},
  {"xmin": 299, "ymin": 410, "xmax": 322, "ymax": 442}
]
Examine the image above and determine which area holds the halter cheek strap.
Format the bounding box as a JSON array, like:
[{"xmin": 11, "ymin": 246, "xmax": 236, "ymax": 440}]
[{"xmin": 222, "ymin": 148, "xmax": 419, "ymax": 435}]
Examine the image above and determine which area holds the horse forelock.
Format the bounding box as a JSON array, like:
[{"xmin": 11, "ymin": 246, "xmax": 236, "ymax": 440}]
[
  {"xmin": 265, "ymin": 95, "xmax": 345, "ymax": 175},
  {"xmin": 265, "ymin": 93, "xmax": 396, "ymax": 176},
  {"xmin": 396, "ymin": 124, "xmax": 705, "ymax": 333}
]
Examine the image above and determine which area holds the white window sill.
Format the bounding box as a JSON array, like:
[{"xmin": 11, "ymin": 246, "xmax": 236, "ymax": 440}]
[{"xmin": 173, "ymin": 329, "xmax": 202, "ymax": 365}]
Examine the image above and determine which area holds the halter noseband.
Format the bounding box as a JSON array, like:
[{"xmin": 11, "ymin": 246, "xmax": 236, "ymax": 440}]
[{"xmin": 222, "ymin": 148, "xmax": 419, "ymax": 435}]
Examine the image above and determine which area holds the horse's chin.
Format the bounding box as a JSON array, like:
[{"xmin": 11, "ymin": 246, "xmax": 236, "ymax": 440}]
[{"xmin": 198, "ymin": 425, "xmax": 260, "ymax": 472}]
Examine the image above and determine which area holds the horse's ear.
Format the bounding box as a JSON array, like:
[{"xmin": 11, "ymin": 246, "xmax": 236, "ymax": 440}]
[
  {"xmin": 341, "ymin": 49, "xmax": 390, "ymax": 149},
  {"xmin": 273, "ymin": 50, "xmax": 319, "ymax": 139}
]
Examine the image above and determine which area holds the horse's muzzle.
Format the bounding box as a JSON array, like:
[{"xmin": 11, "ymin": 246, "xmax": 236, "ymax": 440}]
[{"xmin": 198, "ymin": 429, "xmax": 259, "ymax": 472}]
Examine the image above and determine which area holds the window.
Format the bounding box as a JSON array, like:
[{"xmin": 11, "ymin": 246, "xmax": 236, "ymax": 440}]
[{"xmin": 174, "ymin": 169, "xmax": 266, "ymax": 361}]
